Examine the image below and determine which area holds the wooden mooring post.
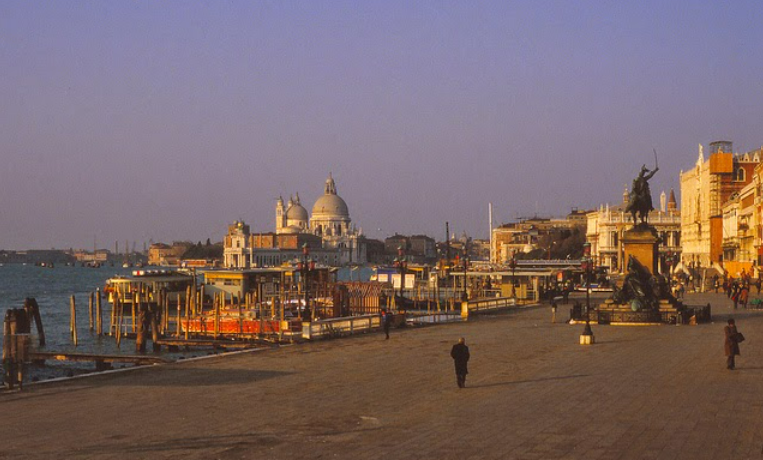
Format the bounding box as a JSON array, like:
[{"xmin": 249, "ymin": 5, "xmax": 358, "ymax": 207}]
[
  {"xmin": 96, "ymin": 288, "xmax": 103, "ymax": 335},
  {"xmin": 70, "ymin": 295, "xmax": 78, "ymax": 346},
  {"xmin": 3, "ymin": 308, "xmax": 31, "ymax": 390},
  {"xmin": 150, "ymin": 304, "xmax": 161, "ymax": 352},
  {"xmin": 23, "ymin": 298, "xmax": 45, "ymax": 347},
  {"xmin": 214, "ymin": 294, "xmax": 220, "ymax": 340},
  {"xmin": 176, "ymin": 292, "xmax": 181, "ymax": 338},
  {"xmin": 109, "ymin": 288, "xmax": 118, "ymax": 336},
  {"xmin": 116, "ymin": 295, "xmax": 124, "ymax": 349},
  {"xmin": 88, "ymin": 291, "xmax": 94, "ymax": 332},
  {"xmin": 130, "ymin": 285, "xmax": 137, "ymax": 333},
  {"xmin": 135, "ymin": 293, "xmax": 146, "ymax": 353},
  {"xmin": 184, "ymin": 286, "xmax": 191, "ymax": 340}
]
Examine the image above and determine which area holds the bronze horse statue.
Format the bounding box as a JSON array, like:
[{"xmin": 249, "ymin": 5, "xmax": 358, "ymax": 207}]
[{"xmin": 625, "ymin": 164, "xmax": 658, "ymax": 226}]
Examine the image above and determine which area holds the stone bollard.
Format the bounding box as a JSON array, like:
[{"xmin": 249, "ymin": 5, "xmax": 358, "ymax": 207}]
[{"xmin": 579, "ymin": 321, "xmax": 595, "ymax": 345}]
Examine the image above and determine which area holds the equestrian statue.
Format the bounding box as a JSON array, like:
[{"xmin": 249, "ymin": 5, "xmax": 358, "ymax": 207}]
[{"xmin": 625, "ymin": 150, "xmax": 659, "ymax": 227}]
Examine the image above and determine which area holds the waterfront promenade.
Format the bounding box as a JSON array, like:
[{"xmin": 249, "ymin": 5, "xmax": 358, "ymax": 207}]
[{"xmin": 2, "ymin": 291, "xmax": 763, "ymax": 459}]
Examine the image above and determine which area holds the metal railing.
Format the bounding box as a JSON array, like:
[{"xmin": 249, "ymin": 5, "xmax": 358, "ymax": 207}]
[
  {"xmin": 406, "ymin": 313, "xmax": 462, "ymax": 325},
  {"xmin": 302, "ymin": 314, "xmax": 381, "ymax": 340},
  {"xmin": 465, "ymin": 297, "xmax": 517, "ymax": 315}
]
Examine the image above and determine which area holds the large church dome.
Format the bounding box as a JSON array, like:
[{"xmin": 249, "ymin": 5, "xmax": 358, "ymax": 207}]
[{"xmin": 312, "ymin": 174, "xmax": 349, "ymax": 219}]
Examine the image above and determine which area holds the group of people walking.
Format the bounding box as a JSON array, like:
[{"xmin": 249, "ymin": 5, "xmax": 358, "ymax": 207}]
[{"xmin": 721, "ymin": 276, "xmax": 761, "ymax": 309}]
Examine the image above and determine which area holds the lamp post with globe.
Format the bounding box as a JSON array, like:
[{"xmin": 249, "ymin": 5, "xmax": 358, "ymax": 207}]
[
  {"xmin": 580, "ymin": 242, "xmax": 594, "ymax": 344},
  {"xmin": 664, "ymin": 251, "xmax": 674, "ymax": 277},
  {"xmin": 394, "ymin": 246, "xmax": 408, "ymax": 311},
  {"xmin": 462, "ymin": 256, "xmax": 469, "ymax": 301},
  {"xmin": 297, "ymin": 243, "xmax": 316, "ymax": 322},
  {"xmin": 509, "ymin": 251, "xmax": 517, "ymax": 299}
]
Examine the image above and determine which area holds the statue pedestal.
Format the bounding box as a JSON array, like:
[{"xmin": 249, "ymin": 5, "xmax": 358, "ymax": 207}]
[{"xmin": 622, "ymin": 225, "xmax": 658, "ymax": 275}]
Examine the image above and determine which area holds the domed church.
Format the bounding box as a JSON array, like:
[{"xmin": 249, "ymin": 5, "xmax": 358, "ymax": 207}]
[
  {"xmin": 275, "ymin": 174, "xmax": 366, "ymax": 265},
  {"xmin": 275, "ymin": 193, "xmax": 309, "ymax": 234}
]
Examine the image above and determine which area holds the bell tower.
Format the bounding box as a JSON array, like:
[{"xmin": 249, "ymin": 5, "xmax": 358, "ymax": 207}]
[{"xmin": 275, "ymin": 196, "xmax": 285, "ymax": 232}]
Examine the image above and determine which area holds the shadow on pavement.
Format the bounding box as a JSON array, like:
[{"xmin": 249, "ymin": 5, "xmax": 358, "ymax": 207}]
[
  {"xmin": 472, "ymin": 374, "xmax": 590, "ymax": 389},
  {"xmin": 106, "ymin": 367, "xmax": 294, "ymax": 387},
  {"xmin": 77, "ymin": 422, "xmax": 377, "ymax": 456},
  {"xmin": 77, "ymin": 432, "xmax": 286, "ymax": 456},
  {"xmin": 719, "ymin": 311, "xmax": 763, "ymax": 320}
]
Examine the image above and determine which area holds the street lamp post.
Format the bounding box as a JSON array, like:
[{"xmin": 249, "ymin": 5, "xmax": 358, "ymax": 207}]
[
  {"xmin": 462, "ymin": 257, "xmax": 469, "ymax": 301},
  {"xmin": 297, "ymin": 243, "xmax": 316, "ymax": 322},
  {"xmin": 509, "ymin": 251, "xmax": 517, "ymax": 299},
  {"xmin": 395, "ymin": 246, "xmax": 408, "ymax": 311},
  {"xmin": 664, "ymin": 251, "xmax": 673, "ymax": 277},
  {"xmin": 580, "ymin": 242, "xmax": 594, "ymax": 344},
  {"xmin": 548, "ymin": 241, "xmax": 557, "ymax": 261}
]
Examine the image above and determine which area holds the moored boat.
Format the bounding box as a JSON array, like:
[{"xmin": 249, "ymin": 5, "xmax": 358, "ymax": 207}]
[{"xmin": 105, "ymin": 269, "xmax": 195, "ymax": 307}]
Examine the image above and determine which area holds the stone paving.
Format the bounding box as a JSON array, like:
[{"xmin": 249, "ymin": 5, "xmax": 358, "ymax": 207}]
[{"xmin": 2, "ymin": 291, "xmax": 763, "ymax": 459}]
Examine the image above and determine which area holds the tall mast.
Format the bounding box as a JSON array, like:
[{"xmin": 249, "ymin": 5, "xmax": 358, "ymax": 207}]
[
  {"xmin": 445, "ymin": 222, "xmax": 451, "ymax": 264},
  {"xmin": 489, "ymin": 203, "xmax": 493, "ymax": 264}
]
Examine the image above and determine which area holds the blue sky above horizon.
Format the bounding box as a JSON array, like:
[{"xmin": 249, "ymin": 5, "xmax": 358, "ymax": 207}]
[{"xmin": 1, "ymin": 2, "xmax": 762, "ymax": 250}]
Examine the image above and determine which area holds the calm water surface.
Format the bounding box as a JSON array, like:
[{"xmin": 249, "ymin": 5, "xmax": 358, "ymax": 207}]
[
  {"xmin": 0, "ymin": 264, "xmax": 374, "ymax": 354},
  {"xmin": 0, "ymin": 264, "xmax": 135, "ymax": 354}
]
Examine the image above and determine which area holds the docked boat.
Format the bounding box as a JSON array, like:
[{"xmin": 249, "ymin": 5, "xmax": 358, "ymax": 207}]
[
  {"xmin": 105, "ymin": 269, "xmax": 195, "ymax": 307},
  {"xmin": 180, "ymin": 310, "xmax": 303, "ymax": 334}
]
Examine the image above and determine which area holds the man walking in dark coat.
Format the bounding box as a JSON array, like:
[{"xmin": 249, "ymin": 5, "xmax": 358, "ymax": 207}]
[
  {"xmin": 450, "ymin": 337, "xmax": 470, "ymax": 388},
  {"xmin": 381, "ymin": 309, "xmax": 392, "ymax": 339}
]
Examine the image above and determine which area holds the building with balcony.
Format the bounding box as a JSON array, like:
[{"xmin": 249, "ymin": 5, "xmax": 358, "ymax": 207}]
[{"xmin": 720, "ymin": 159, "xmax": 763, "ymax": 277}]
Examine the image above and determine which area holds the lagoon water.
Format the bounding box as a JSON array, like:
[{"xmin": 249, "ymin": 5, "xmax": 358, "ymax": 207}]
[
  {"xmin": 0, "ymin": 264, "xmax": 135, "ymax": 354},
  {"xmin": 0, "ymin": 264, "xmax": 374, "ymax": 354}
]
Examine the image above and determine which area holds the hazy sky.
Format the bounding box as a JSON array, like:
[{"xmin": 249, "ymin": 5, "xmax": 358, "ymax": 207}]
[{"xmin": 2, "ymin": 2, "xmax": 762, "ymax": 250}]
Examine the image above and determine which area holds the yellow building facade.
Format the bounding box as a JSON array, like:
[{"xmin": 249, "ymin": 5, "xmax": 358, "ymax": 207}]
[
  {"xmin": 721, "ymin": 160, "xmax": 763, "ymax": 277},
  {"xmin": 680, "ymin": 141, "xmax": 760, "ymax": 269}
]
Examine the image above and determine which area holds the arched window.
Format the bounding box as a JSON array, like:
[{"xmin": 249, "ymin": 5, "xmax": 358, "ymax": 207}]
[{"xmin": 735, "ymin": 167, "xmax": 746, "ymax": 182}]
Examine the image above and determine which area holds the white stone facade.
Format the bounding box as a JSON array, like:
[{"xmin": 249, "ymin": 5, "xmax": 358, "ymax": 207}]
[
  {"xmin": 587, "ymin": 191, "xmax": 680, "ymax": 274},
  {"xmin": 275, "ymin": 174, "xmax": 366, "ymax": 265}
]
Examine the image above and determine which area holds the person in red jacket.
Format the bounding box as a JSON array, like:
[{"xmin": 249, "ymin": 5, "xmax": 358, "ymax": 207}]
[{"xmin": 725, "ymin": 318, "xmax": 742, "ymax": 370}]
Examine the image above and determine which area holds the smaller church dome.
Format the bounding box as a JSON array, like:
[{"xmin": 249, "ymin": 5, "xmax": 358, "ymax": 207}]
[{"xmin": 286, "ymin": 203, "xmax": 308, "ymax": 221}]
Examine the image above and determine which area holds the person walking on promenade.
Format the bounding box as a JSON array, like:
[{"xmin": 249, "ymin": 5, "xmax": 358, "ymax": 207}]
[
  {"xmin": 740, "ymin": 284, "xmax": 750, "ymax": 309},
  {"xmin": 381, "ymin": 309, "xmax": 391, "ymax": 339},
  {"xmin": 724, "ymin": 318, "xmax": 743, "ymax": 370},
  {"xmin": 450, "ymin": 337, "xmax": 470, "ymax": 388},
  {"xmin": 551, "ymin": 300, "xmax": 558, "ymax": 323},
  {"xmin": 725, "ymin": 278, "xmax": 732, "ymax": 298},
  {"xmin": 676, "ymin": 283, "xmax": 685, "ymax": 300}
]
